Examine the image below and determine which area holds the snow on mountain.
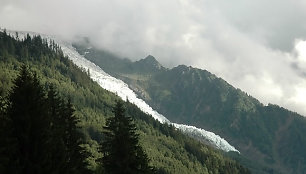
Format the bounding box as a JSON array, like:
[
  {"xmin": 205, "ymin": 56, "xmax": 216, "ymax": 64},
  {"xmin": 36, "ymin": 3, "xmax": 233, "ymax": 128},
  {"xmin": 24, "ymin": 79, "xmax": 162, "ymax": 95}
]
[
  {"xmin": 60, "ymin": 43, "xmax": 170, "ymax": 124},
  {"xmin": 172, "ymin": 123, "xmax": 238, "ymax": 152},
  {"xmin": 6, "ymin": 30, "xmax": 239, "ymax": 153},
  {"xmin": 60, "ymin": 42, "xmax": 239, "ymax": 153}
]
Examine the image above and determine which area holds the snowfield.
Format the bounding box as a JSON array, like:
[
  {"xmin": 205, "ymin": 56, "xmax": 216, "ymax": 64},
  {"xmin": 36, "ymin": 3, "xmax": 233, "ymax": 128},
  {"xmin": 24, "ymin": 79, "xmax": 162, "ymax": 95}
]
[{"xmin": 6, "ymin": 30, "xmax": 239, "ymax": 153}]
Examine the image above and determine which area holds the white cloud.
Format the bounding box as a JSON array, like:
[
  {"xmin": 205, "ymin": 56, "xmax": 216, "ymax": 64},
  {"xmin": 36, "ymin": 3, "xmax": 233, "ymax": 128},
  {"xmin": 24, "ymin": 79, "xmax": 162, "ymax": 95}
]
[
  {"xmin": 296, "ymin": 40, "xmax": 306, "ymax": 62},
  {"xmin": 1, "ymin": 0, "xmax": 306, "ymax": 115}
]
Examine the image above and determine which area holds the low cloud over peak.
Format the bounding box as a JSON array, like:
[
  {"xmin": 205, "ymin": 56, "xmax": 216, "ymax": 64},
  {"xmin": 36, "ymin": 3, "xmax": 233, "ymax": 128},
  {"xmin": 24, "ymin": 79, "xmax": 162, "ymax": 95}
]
[{"xmin": 1, "ymin": 0, "xmax": 306, "ymax": 115}]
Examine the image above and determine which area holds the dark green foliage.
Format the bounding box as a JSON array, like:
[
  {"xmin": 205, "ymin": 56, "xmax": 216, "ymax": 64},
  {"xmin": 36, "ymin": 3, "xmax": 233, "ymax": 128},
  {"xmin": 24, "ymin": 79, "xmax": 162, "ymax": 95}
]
[
  {"xmin": 4, "ymin": 65, "xmax": 50, "ymax": 173},
  {"xmin": 77, "ymin": 43, "xmax": 306, "ymax": 174},
  {"xmin": 0, "ymin": 91, "xmax": 11, "ymax": 173},
  {"xmin": 0, "ymin": 31, "xmax": 250, "ymax": 174},
  {"xmin": 99, "ymin": 101, "xmax": 154, "ymax": 174},
  {"xmin": 125, "ymin": 102, "xmax": 250, "ymax": 174},
  {"xmin": 46, "ymin": 87, "xmax": 90, "ymax": 174},
  {"xmin": 0, "ymin": 65, "xmax": 89, "ymax": 173}
]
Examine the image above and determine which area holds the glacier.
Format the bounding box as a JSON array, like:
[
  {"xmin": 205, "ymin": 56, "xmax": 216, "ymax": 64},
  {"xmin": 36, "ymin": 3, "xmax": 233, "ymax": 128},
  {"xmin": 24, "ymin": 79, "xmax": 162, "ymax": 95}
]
[
  {"xmin": 60, "ymin": 41, "xmax": 240, "ymax": 153},
  {"xmin": 5, "ymin": 30, "xmax": 239, "ymax": 153}
]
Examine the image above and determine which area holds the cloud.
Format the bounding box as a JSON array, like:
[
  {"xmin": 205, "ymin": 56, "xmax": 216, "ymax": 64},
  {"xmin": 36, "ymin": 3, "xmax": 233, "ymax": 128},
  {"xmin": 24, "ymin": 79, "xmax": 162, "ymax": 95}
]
[{"xmin": 1, "ymin": 0, "xmax": 306, "ymax": 115}]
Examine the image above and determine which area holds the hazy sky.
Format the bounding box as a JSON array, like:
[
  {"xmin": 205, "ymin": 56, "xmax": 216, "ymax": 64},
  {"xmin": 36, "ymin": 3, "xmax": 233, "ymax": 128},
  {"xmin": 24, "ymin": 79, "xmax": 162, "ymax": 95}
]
[{"xmin": 1, "ymin": 0, "xmax": 306, "ymax": 115}]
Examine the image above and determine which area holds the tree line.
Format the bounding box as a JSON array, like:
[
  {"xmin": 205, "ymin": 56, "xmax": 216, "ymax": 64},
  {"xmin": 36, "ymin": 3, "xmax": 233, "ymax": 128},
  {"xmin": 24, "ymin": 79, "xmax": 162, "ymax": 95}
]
[
  {"xmin": 0, "ymin": 30, "xmax": 251, "ymax": 174},
  {"xmin": 0, "ymin": 66, "xmax": 90, "ymax": 173},
  {"xmin": 0, "ymin": 65, "xmax": 154, "ymax": 174}
]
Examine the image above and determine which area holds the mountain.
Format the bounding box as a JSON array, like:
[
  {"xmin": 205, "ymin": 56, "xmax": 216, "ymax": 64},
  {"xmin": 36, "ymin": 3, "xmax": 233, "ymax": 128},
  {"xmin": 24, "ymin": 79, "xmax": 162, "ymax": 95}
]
[
  {"xmin": 0, "ymin": 30, "xmax": 250, "ymax": 173},
  {"xmin": 69, "ymin": 40, "xmax": 240, "ymax": 153},
  {"xmin": 133, "ymin": 55, "xmax": 166, "ymax": 73},
  {"xmin": 57, "ymin": 35, "xmax": 238, "ymax": 153},
  {"xmin": 74, "ymin": 43, "xmax": 306, "ymax": 174},
  {"xmin": 77, "ymin": 45, "xmax": 166, "ymax": 75}
]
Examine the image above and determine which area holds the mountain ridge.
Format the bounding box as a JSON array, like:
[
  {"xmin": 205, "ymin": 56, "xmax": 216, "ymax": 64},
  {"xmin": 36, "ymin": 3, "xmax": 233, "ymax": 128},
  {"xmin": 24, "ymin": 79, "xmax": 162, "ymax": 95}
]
[
  {"xmin": 0, "ymin": 30, "xmax": 250, "ymax": 174},
  {"xmin": 73, "ymin": 43, "xmax": 306, "ymax": 174}
]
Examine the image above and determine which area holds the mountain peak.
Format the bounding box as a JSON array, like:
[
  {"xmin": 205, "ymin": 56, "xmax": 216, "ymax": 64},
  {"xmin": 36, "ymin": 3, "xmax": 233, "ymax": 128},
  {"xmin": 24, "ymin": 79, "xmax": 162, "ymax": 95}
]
[
  {"xmin": 143, "ymin": 55, "xmax": 159, "ymax": 64},
  {"xmin": 135, "ymin": 55, "xmax": 165, "ymax": 72}
]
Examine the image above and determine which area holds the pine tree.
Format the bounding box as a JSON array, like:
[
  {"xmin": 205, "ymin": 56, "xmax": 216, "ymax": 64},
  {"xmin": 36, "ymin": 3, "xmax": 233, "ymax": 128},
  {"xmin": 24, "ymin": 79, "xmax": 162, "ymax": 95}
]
[
  {"xmin": 99, "ymin": 100, "xmax": 154, "ymax": 174},
  {"xmin": 46, "ymin": 85, "xmax": 90, "ymax": 174},
  {"xmin": 0, "ymin": 95, "xmax": 10, "ymax": 173},
  {"xmin": 62, "ymin": 99, "xmax": 90, "ymax": 174},
  {"xmin": 5, "ymin": 65, "xmax": 50, "ymax": 173},
  {"xmin": 45, "ymin": 86, "xmax": 67, "ymax": 173},
  {"xmin": 0, "ymin": 66, "xmax": 90, "ymax": 174}
]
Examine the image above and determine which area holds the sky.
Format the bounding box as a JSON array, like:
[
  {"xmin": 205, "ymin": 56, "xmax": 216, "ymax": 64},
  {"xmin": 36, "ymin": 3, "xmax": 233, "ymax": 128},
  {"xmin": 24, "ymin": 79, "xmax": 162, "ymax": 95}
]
[{"xmin": 1, "ymin": 0, "xmax": 306, "ymax": 115}]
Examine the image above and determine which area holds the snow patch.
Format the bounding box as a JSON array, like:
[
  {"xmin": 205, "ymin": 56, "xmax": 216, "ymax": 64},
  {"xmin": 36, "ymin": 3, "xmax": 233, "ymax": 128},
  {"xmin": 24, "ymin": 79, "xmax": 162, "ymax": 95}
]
[{"xmin": 5, "ymin": 30, "xmax": 239, "ymax": 153}]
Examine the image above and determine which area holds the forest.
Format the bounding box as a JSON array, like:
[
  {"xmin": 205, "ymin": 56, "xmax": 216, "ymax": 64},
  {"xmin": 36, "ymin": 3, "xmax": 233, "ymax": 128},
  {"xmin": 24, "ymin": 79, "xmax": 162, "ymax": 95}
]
[
  {"xmin": 76, "ymin": 43, "xmax": 306, "ymax": 174},
  {"xmin": 0, "ymin": 30, "xmax": 250, "ymax": 174}
]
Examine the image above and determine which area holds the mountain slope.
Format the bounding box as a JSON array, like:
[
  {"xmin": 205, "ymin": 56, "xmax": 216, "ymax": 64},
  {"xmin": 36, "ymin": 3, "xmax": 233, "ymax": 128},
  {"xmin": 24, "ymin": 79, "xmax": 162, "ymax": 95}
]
[
  {"xmin": 74, "ymin": 43, "xmax": 306, "ymax": 174},
  {"xmin": 0, "ymin": 30, "xmax": 250, "ymax": 173},
  {"xmin": 60, "ymin": 38, "xmax": 239, "ymax": 153}
]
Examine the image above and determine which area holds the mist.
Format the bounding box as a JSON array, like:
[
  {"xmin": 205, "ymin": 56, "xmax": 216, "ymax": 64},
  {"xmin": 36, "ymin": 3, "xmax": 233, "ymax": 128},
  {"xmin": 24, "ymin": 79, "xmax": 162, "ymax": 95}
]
[{"xmin": 1, "ymin": 0, "xmax": 306, "ymax": 115}]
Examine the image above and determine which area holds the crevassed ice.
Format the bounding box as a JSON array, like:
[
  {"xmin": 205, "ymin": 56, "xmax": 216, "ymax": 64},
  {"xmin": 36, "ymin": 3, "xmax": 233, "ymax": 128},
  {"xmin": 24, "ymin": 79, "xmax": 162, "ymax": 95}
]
[
  {"xmin": 6, "ymin": 30, "xmax": 239, "ymax": 153},
  {"xmin": 60, "ymin": 43, "xmax": 170, "ymax": 124},
  {"xmin": 60, "ymin": 43, "xmax": 239, "ymax": 153}
]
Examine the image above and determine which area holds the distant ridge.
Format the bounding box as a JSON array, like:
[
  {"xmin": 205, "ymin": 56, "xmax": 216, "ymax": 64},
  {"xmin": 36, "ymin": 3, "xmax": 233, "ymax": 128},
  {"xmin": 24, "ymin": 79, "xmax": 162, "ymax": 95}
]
[{"xmin": 75, "ymin": 42, "xmax": 306, "ymax": 174}]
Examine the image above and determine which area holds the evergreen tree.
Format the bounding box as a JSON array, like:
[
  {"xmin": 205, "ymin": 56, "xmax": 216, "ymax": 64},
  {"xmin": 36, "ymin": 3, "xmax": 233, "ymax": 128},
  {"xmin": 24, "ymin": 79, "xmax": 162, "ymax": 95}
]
[
  {"xmin": 45, "ymin": 84, "xmax": 90, "ymax": 174},
  {"xmin": 5, "ymin": 65, "xmax": 50, "ymax": 173},
  {"xmin": 62, "ymin": 99, "xmax": 90, "ymax": 174},
  {"xmin": 99, "ymin": 100, "xmax": 154, "ymax": 174},
  {"xmin": 45, "ymin": 86, "xmax": 67, "ymax": 173},
  {"xmin": 0, "ymin": 96, "xmax": 10, "ymax": 173},
  {"xmin": 0, "ymin": 66, "xmax": 90, "ymax": 174}
]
